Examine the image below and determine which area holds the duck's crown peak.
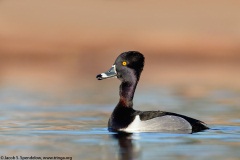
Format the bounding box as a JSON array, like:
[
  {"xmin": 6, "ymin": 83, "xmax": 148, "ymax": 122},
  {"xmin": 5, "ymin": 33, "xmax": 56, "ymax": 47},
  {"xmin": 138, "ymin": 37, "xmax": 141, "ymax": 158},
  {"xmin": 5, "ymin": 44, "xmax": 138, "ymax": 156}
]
[{"xmin": 116, "ymin": 51, "xmax": 145, "ymax": 71}]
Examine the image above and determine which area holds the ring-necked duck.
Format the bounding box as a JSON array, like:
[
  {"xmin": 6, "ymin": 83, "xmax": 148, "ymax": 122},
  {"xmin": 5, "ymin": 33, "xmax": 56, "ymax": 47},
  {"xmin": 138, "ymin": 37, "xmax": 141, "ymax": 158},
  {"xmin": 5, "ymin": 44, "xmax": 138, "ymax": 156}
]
[{"xmin": 96, "ymin": 51, "xmax": 208, "ymax": 133}]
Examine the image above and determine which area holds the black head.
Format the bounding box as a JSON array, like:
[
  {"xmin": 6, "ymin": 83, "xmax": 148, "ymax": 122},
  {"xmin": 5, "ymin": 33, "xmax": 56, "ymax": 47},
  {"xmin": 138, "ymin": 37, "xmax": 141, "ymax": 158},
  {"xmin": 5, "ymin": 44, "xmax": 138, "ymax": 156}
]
[{"xmin": 96, "ymin": 51, "xmax": 145, "ymax": 82}]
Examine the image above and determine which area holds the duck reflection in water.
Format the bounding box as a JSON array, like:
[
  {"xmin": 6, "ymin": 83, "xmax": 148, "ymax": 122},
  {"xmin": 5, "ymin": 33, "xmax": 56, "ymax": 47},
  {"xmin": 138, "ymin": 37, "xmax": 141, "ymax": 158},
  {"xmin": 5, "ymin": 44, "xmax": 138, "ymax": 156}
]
[
  {"xmin": 111, "ymin": 129, "xmax": 200, "ymax": 160},
  {"xmin": 112, "ymin": 132, "xmax": 139, "ymax": 160}
]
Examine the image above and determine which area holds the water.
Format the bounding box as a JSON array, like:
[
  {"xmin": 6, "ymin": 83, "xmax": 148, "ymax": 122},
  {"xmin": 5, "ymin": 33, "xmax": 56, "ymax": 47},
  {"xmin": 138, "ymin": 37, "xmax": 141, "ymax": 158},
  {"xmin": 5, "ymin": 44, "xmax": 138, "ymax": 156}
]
[{"xmin": 0, "ymin": 86, "xmax": 239, "ymax": 160}]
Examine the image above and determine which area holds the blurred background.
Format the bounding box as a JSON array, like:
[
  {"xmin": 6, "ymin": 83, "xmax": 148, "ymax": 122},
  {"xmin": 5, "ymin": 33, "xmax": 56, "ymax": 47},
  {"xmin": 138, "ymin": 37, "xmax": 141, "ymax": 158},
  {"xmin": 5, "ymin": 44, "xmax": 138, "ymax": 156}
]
[{"xmin": 0, "ymin": 0, "xmax": 240, "ymax": 104}]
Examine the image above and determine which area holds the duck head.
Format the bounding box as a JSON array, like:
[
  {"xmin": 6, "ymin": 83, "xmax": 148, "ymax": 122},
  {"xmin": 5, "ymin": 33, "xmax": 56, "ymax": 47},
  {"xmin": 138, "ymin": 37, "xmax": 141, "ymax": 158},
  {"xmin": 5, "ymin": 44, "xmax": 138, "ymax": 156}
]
[{"xmin": 96, "ymin": 51, "xmax": 145, "ymax": 82}]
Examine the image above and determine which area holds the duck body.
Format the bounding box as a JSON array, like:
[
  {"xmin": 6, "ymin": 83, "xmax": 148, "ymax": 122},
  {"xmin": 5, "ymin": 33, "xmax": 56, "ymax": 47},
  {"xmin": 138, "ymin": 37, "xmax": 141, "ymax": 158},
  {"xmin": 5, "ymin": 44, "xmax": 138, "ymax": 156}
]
[
  {"xmin": 96, "ymin": 51, "xmax": 208, "ymax": 133},
  {"xmin": 108, "ymin": 107, "xmax": 207, "ymax": 133}
]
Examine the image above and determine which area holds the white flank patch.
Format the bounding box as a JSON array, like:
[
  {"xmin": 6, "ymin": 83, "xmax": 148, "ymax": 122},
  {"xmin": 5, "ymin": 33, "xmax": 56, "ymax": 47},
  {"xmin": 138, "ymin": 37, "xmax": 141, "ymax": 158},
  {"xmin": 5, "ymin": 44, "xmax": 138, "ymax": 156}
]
[{"xmin": 120, "ymin": 115, "xmax": 192, "ymax": 133}]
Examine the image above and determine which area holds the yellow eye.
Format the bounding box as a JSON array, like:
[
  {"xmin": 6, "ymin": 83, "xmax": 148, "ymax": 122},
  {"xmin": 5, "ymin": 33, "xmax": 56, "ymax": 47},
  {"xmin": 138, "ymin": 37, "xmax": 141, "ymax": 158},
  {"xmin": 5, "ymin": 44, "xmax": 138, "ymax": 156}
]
[{"xmin": 122, "ymin": 61, "xmax": 127, "ymax": 66}]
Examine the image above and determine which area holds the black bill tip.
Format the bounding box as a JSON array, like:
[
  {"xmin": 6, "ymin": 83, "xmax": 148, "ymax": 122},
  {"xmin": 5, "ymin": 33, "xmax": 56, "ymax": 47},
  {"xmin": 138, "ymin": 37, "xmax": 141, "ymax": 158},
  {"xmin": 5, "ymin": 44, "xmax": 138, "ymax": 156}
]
[{"xmin": 96, "ymin": 74, "xmax": 103, "ymax": 80}]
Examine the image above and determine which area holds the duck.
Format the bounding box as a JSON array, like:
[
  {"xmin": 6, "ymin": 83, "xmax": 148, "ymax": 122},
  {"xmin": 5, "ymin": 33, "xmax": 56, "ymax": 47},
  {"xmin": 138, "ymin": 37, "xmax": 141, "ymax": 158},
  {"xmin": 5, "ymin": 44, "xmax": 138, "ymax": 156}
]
[{"xmin": 96, "ymin": 51, "xmax": 209, "ymax": 133}]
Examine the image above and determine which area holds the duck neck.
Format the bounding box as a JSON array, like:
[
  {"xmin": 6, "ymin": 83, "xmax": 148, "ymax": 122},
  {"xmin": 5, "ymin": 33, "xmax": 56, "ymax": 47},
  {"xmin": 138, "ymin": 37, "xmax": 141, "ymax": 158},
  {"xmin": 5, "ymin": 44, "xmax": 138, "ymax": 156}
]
[{"xmin": 118, "ymin": 80, "xmax": 138, "ymax": 108}]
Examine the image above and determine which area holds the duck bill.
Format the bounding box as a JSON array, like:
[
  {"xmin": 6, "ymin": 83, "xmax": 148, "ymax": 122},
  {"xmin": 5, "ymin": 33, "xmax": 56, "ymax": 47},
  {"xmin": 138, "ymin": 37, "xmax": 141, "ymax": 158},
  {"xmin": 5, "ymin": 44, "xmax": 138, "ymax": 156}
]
[{"xmin": 96, "ymin": 65, "xmax": 117, "ymax": 80}]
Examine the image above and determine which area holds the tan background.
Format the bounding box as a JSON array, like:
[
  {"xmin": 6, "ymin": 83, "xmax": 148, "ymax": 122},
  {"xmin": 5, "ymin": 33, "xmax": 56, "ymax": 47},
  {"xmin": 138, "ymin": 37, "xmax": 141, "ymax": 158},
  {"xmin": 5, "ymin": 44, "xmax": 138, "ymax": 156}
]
[{"xmin": 0, "ymin": 0, "xmax": 240, "ymax": 97}]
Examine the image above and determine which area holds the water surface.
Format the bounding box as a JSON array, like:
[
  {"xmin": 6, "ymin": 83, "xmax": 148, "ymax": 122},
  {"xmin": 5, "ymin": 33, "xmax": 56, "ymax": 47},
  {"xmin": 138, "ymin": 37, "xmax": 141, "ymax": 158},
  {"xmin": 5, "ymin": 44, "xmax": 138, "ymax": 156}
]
[{"xmin": 0, "ymin": 86, "xmax": 239, "ymax": 160}]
